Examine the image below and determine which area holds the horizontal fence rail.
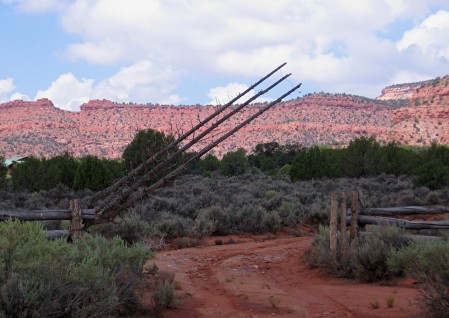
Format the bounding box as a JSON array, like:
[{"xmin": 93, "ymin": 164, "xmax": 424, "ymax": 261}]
[
  {"xmin": 360, "ymin": 205, "xmax": 449, "ymax": 216},
  {"xmin": 347, "ymin": 215, "xmax": 449, "ymax": 230},
  {"xmin": 329, "ymin": 191, "xmax": 449, "ymax": 261},
  {"xmin": 0, "ymin": 209, "xmax": 96, "ymax": 221}
]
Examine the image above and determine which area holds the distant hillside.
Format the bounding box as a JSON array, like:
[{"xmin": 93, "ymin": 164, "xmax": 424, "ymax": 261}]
[
  {"xmin": 377, "ymin": 79, "xmax": 432, "ymax": 101},
  {"xmin": 1, "ymin": 75, "xmax": 449, "ymax": 159}
]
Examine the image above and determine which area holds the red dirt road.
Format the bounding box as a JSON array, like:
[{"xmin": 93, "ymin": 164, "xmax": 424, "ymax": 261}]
[{"xmin": 148, "ymin": 234, "xmax": 420, "ymax": 318}]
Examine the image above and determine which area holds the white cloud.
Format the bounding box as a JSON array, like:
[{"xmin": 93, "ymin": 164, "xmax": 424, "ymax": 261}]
[
  {"xmin": 34, "ymin": 61, "xmax": 182, "ymax": 110},
  {"xmin": 0, "ymin": 77, "xmax": 15, "ymax": 95},
  {"xmin": 52, "ymin": 0, "xmax": 449, "ymax": 97},
  {"xmin": 10, "ymin": 92, "xmax": 30, "ymax": 101},
  {"xmin": 35, "ymin": 73, "xmax": 94, "ymax": 111},
  {"xmin": 386, "ymin": 70, "xmax": 434, "ymax": 86},
  {"xmin": 93, "ymin": 60, "xmax": 181, "ymax": 103},
  {"xmin": 207, "ymin": 82, "xmax": 272, "ymax": 106},
  {"xmin": 0, "ymin": 77, "xmax": 18, "ymax": 103},
  {"xmin": 398, "ymin": 10, "xmax": 449, "ymax": 61},
  {"xmin": 4, "ymin": 0, "xmax": 449, "ymax": 101},
  {"xmin": 1, "ymin": 0, "xmax": 68, "ymax": 12}
]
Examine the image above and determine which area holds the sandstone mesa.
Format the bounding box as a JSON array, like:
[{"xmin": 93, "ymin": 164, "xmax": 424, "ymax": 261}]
[{"xmin": 1, "ymin": 75, "xmax": 449, "ymax": 159}]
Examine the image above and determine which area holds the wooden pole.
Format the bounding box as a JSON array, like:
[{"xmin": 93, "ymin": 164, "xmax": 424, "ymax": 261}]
[
  {"xmin": 350, "ymin": 191, "xmax": 359, "ymax": 242},
  {"xmin": 339, "ymin": 192, "xmax": 347, "ymax": 254},
  {"xmin": 330, "ymin": 192, "xmax": 338, "ymax": 260},
  {"xmin": 0, "ymin": 209, "xmax": 96, "ymax": 221},
  {"xmin": 89, "ymin": 62, "xmax": 288, "ymax": 206},
  {"xmin": 70, "ymin": 199, "xmax": 83, "ymax": 240},
  {"xmin": 93, "ymin": 83, "xmax": 302, "ymax": 224}
]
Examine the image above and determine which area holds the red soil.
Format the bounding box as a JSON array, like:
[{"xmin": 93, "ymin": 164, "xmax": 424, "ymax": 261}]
[{"xmin": 145, "ymin": 232, "xmax": 421, "ymax": 318}]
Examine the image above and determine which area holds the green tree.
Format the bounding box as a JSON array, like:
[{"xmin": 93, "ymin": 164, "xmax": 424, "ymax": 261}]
[
  {"xmin": 343, "ymin": 136, "xmax": 381, "ymax": 177},
  {"xmin": 290, "ymin": 147, "xmax": 328, "ymax": 181},
  {"xmin": 47, "ymin": 153, "xmax": 79, "ymax": 188},
  {"xmin": 192, "ymin": 153, "xmax": 221, "ymax": 175},
  {"xmin": 11, "ymin": 157, "xmax": 50, "ymax": 191},
  {"xmin": 376, "ymin": 142, "xmax": 418, "ymax": 176},
  {"xmin": 220, "ymin": 148, "xmax": 248, "ymax": 176},
  {"xmin": 412, "ymin": 159, "xmax": 449, "ymax": 190},
  {"xmin": 73, "ymin": 156, "xmax": 113, "ymax": 191},
  {"xmin": 102, "ymin": 158, "xmax": 125, "ymax": 181},
  {"xmin": 0, "ymin": 157, "xmax": 7, "ymax": 189},
  {"xmin": 122, "ymin": 129, "xmax": 176, "ymax": 172}
]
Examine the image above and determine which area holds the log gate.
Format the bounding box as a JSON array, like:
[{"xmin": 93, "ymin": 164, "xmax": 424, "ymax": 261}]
[{"xmin": 329, "ymin": 191, "xmax": 449, "ymax": 260}]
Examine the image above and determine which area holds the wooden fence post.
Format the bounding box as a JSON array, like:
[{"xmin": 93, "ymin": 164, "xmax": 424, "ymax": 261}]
[
  {"xmin": 70, "ymin": 199, "xmax": 83, "ymax": 240},
  {"xmin": 339, "ymin": 192, "xmax": 347, "ymax": 254},
  {"xmin": 330, "ymin": 192, "xmax": 338, "ymax": 260},
  {"xmin": 350, "ymin": 191, "xmax": 359, "ymax": 242}
]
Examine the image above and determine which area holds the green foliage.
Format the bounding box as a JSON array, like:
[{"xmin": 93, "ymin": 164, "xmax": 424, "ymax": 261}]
[
  {"xmin": 343, "ymin": 136, "xmax": 382, "ymax": 177},
  {"xmin": 11, "ymin": 157, "xmax": 60, "ymax": 191},
  {"xmin": 290, "ymin": 147, "xmax": 342, "ymax": 181},
  {"xmin": 309, "ymin": 225, "xmax": 405, "ymax": 282},
  {"xmin": 192, "ymin": 153, "xmax": 220, "ymax": 176},
  {"xmin": 47, "ymin": 153, "xmax": 80, "ymax": 188},
  {"xmin": 73, "ymin": 156, "xmax": 113, "ymax": 191},
  {"xmin": 413, "ymin": 159, "xmax": 449, "ymax": 190},
  {"xmin": 220, "ymin": 148, "xmax": 248, "ymax": 176},
  {"xmin": 151, "ymin": 270, "xmax": 177, "ymax": 312},
  {"xmin": 248, "ymin": 142, "xmax": 300, "ymax": 175},
  {"xmin": 388, "ymin": 240, "xmax": 449, "ymax": 317},
  {"xmin": 92, "ymin": 212, "xmax": 152, "ymax": 244},
  {"xmin": 0, "ymin": 157, "xmax": 6, "ymax": 189},
  {"xmin": 0, "ymin": 220, "xmax": 152, "ymax": 317},
  {"xmin": 122, "ymin": 129, "xmax": 175, "ymax": 172}
]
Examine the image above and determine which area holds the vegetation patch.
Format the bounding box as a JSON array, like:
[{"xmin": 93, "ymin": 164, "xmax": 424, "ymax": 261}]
[{"xmin": 0, "ymin": 219, "xmax": 152, "ymax": 317}]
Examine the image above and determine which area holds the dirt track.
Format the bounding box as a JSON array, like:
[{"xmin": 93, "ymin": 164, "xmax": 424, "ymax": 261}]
[{"xmin": 147, "ymin": 233, "xmax": 420, "ymax": 318}]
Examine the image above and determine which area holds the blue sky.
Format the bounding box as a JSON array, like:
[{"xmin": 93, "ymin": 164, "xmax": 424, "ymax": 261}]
[{"xmin": 1, "ymin": 0, "xmax": 449, "ymax": 111}]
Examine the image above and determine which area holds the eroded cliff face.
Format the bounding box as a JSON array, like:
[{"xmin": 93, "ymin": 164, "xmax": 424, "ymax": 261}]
[
  {"xmin": 376, "ymin": 81, "xmax": 430, "ymax": 101},
  {"xmin": 1, "ymin": 75, "xmax": 448, "ymax": 159},
  {"xmin": 386, "ymin": 76, "xmax": 449, "ymax": 146}
]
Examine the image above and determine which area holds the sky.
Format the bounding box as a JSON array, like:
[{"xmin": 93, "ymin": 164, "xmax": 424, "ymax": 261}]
[{"xmin": 1, "ymin": 0, "xmax": 449, "ymax": 111}]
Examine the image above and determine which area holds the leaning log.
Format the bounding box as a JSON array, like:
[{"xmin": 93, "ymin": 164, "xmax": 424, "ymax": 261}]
[
  {"xmin": 92, "ymin": 83, "xmax": 302, "ymax": 224},
  {"xmin": 347, "ymin": 215, "xmax": 449, "ymax": 230},
  {"xmin": 360, "ymin": 206, "xmax": 449, "ymax": 216},
  {"xmin": 89, "ymin": 62, "xmax": 287, "ymax": 206},
  {"xmin": 0, "ymin": 209, "xmax": 96, "ymax": 221}
]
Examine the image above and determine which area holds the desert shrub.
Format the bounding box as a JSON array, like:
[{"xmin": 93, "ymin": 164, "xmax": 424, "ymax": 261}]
[
  {"xmin": 192, "ymin": 212, "xmax": 215, "ymax": 239},
  {"xmin": 199, "ymin": 205, "xmax": 231, "ymax": 235},
  {"xmin": 262, "ymin": 211, "xmax": 282, "ymax": 233},
  {"xmin": 235, "ymin": 204, "xmax": 270, "ymax": 233},
  {"xmin": 354, "ymin": 225, "xmax": 406, "ymax": 282},
  {"xmin": 0, "ymin": 220, "xmax": 152, "ymax": 317},
  {"xmin": 92, "ymin": 212, "xmax": 152, "ymax": 244},
  {"xmin": 151, "ymin": 270, "xmax": 177, "ymax": 312},
  {"xmin": 388, "ymin": 240, "xmax": 449, "ymax": 317},
  {"xmin": 309, "ymin": 226, "xmax": 355, "ymax": 277},
  {"xmin": 309, "ymin": 225, "xmax": 405, "ymax": 282},
  {"xmin": 155, "ymin": 212, "xmax": 193, "ymax": 238},
  {"xmin": 278, "ymin": 202, "xmax": 301, "ymax": 226}
]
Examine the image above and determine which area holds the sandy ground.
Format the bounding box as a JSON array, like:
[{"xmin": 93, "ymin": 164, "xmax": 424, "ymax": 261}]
[{"xmin": 144, "ymin": 232, "xmax": 421, "ymax": 318}]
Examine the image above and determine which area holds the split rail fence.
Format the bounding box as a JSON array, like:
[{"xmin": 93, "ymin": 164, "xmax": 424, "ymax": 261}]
[
  {"xmin": 329, "ymin": 191, "xmax": 449, "ymax": 259},
  {"xmin": 0, "ymin": 62, "xmax": 303, "ymax": 239},
  {"xmin": 0, "ymin": 199, "xmax": 88, "ymax": 239}
]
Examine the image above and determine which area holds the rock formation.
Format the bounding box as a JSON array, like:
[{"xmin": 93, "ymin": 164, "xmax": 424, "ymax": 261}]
[{"xmin": 1, "ymin": 75, "xmax": 448, "ymax": 159}]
